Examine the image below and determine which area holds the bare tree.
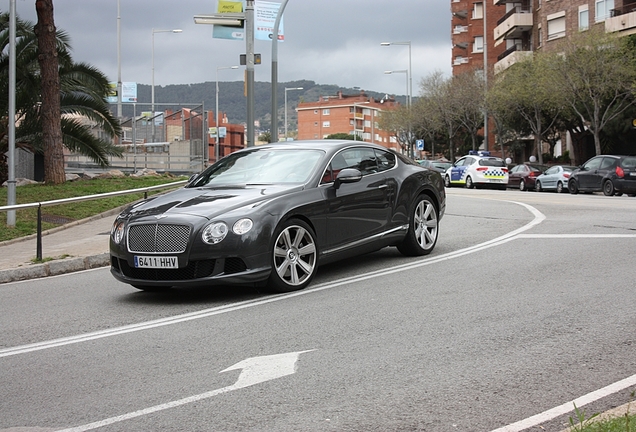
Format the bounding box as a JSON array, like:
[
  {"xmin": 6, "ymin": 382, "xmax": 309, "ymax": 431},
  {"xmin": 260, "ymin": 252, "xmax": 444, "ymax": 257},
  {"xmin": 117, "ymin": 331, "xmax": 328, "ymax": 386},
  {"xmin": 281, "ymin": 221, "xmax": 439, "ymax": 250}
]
[
  {"xmin": 450, "ymin": 70, "xmax": 485, "ymax": 152},
  {"xmin": 35, "ymin": 0, "xmax": 65, "ymax": 184},
  {"xmin": 420, "ymin": 71, "xmax": 461, "ymax": 162}
]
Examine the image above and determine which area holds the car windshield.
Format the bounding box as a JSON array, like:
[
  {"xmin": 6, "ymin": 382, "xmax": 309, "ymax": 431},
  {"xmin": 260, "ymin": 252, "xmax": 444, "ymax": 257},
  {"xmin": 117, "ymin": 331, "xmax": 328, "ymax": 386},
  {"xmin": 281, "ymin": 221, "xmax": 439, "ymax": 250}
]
[
  {"xmin": 479, "ymin": 158, "xmax": 506, "ymax": 167},
  {"xmin": 189, "ymin": 148, "xmax": 324, "ymax": 187}
]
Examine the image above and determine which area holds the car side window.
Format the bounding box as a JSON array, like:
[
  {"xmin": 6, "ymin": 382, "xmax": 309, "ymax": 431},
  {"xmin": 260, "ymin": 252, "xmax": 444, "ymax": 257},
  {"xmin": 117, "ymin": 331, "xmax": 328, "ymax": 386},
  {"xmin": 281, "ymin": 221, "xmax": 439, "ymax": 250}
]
[
  {"xmin": 321, "ymin": 148, "xmax": 379, "ymax": 184},
  {"xmin": 545, "ymin": 167, "xmax": 557, "ymax": 175},
  {"xmin": 375, "ymin": 150, "xmax": 396, "ymax": 172},
  {"xmin": 583, "ymin": 157, "xmax": 602, "ymax": 171},
  {"xmin": 600, "ymin": 157, "xmax": 616, "ymax": 170}
]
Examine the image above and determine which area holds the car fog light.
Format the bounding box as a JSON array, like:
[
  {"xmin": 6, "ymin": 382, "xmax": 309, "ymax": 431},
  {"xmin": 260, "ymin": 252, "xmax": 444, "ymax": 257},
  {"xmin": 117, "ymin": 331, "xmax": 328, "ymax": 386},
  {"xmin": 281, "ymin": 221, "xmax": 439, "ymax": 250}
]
[
  {"xmin": 233, "ymin": 218, "xmax": 253, "ymax": 235},
  {"xmin": 202, "ymin": 222, "xmax": 228, "ymax": 244},
  {"xmin": 111, "ymin": 221, "xmax": 125, "ymax": 244}
]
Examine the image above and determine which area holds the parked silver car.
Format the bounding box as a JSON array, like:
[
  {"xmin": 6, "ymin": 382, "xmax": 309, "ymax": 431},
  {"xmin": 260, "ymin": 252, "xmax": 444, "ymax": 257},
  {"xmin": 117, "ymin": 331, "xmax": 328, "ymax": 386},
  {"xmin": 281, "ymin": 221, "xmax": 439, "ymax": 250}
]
[{"xmin": 535, "ymin": 165, "xmax": 578, "ymax": 193}]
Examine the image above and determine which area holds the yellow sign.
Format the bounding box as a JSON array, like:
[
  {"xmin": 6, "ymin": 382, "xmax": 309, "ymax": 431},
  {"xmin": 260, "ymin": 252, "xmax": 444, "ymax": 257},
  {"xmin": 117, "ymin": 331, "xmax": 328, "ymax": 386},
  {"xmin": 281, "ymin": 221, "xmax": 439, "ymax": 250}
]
[{"xmin": 218, "ymin": 1, "xmax": 242, "ymax": 13}]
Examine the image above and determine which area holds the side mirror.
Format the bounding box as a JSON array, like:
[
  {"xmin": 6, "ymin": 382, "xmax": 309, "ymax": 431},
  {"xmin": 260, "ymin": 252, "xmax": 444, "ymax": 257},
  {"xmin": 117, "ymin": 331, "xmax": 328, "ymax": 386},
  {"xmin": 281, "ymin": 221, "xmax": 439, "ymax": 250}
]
[{"xmin": 334, "ymin": 168, "xmax": 362, "ymax": 189}]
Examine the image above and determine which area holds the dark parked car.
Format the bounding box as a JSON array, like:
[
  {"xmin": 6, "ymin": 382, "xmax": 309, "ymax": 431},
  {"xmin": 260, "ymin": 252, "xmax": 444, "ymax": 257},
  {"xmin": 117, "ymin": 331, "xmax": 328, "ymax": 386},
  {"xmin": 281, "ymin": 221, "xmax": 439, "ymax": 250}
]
[
  {"xmin": 418, "ymin": 159, "xmax": 452, "ymax": 174},
  {"xmin": 110, "ymin": 140, "xmax": 446, "ymax": 293},
  {"xmin": 507, "ymin": 162, "xmax": 549, "ymax": 191},
  {"xmin": 568, "ymin": 155, "xmax": 636, "ymax": 196},
  {"xmin": 535, "ymin": 165, "xmax": 578, "ymax": 193}
]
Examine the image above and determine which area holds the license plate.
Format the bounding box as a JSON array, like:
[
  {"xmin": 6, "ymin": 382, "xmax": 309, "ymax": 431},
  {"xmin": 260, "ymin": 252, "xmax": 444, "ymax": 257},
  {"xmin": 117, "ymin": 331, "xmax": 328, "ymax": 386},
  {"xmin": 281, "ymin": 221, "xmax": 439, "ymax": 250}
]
[
  {"xmin": 630, "ymin": 172, "xmax": 636, "ymax": 176},
  {"xmin": 134, "ymin": 256, "xmax": 178, "ymax": 269}
]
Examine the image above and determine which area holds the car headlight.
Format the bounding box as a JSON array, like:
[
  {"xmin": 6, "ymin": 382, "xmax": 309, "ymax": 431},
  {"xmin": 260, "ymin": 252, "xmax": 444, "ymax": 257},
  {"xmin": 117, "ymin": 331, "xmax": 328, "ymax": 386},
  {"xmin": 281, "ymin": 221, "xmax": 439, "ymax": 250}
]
[
  {"xmin": 111, "ymin": 220, "xmax": 125, "ymax": 244},
  {"xmin": 202, "ymin": 222, "xmax": 228, "ymax": 244},
  {"xmin": 233, "ymin": 218, "xmax": 253, "ymax": 235}
]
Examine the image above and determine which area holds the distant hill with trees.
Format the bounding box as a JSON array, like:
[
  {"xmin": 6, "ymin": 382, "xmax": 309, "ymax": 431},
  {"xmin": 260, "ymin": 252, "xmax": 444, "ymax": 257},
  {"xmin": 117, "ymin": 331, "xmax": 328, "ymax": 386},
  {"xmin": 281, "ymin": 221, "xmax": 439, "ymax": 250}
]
[{"xmin": 116, "ymin": 80, "xmax": 406, "ymax": 132}]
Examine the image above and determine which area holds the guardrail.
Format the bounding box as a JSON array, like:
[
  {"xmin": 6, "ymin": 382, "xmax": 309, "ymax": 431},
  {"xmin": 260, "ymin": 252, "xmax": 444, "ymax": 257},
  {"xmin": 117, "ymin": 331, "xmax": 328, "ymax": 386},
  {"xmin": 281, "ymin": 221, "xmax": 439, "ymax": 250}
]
[{"xmin": 0, "ymin": 180, "xmax": 188, "ymax": 261}]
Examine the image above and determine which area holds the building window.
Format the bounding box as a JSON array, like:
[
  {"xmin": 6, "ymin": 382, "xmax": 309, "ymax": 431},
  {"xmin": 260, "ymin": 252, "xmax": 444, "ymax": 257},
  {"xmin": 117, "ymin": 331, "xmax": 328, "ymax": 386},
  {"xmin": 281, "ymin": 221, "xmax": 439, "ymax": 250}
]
[
  {"xmin": 322, "ymin": 121, "xmax": 330, "ymax": 128},
  {"xmin": 472, "ymin": 2, "xmax": 483, "ymax": 19},
  {"xmin": 595, "ymin": 0, "xmax": 614, "ymax": 22},
  {"xmin": 579, "ymin": 5, "xmax": 589, "ymax": 30},
  {"xmin": 322, "ymin": 109, "xmax": 330, "ymax": 115},
  {"xmin": 538, "ymin": 24, "xmax": 543, "ymax": 47},
  {"xmin": 473, "ymin": 36, "xmax": 484, "ymax": 53},
  {"xmin": 547, "ymin": 12, "xmax": 566, "ymax": 40},
  {"xmin": 453, "ymin": 56, "xmax": 469, "ymax": 65}
]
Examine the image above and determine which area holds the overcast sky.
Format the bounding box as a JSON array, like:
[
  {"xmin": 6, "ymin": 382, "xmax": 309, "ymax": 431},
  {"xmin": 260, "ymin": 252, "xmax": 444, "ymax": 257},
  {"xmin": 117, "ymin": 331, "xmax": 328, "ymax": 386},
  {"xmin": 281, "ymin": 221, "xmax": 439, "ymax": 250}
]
[{"xmin": 12, "ymin": 0, "xmax": 451, "ymax": 97}]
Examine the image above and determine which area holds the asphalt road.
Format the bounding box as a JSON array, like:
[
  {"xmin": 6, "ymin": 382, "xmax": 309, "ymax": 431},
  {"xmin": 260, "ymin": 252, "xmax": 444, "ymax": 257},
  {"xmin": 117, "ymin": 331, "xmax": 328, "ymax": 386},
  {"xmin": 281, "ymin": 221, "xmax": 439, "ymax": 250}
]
[{"xmin": 1, "ymin": 188, "xmax": 635, "ymax": 432}]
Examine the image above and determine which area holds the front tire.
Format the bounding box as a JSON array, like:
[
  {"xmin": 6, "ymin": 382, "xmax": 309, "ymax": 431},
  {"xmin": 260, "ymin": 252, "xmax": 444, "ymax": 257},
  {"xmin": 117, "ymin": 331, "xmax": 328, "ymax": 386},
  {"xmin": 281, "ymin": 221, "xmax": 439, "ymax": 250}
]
[
  {"xmin": 603, "ymin": 180, "xmax": 615, "ymax": 196},
  {"xmin": 267, "ymin": 219, "xmax": 318, "ymax": 293},
  {"xmin": 397, "ymin": 195, "xmax": 439, "ymax": 256},
  {"xmin": 569, "ymin": 179, "xmax": 579, "ymax": 194},
  {"xmin": 536, "ymin": 180, "xmax": 542, "ymax": 193}
]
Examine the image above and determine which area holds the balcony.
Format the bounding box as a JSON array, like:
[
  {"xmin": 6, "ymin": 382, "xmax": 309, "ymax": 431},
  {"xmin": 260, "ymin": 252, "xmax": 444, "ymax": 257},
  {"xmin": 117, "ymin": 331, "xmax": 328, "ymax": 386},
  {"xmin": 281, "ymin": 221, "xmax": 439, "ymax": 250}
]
[
  {"xmin": 605, "ymin": 4, "xmax": 636, "ymax": 34},
  {"xmin": 494, "ymin": 7, "xmax": 533, "ymax": 43},
  {"xmin": 494, "ymin": 45, "xmax": 533, "ymax": 74}
]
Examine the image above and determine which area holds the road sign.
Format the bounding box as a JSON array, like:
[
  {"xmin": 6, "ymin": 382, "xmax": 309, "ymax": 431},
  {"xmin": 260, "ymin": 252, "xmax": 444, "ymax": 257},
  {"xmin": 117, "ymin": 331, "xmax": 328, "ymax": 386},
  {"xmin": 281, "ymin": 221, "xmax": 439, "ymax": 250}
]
[{"xmin": 416, "ymin": 139, "xmax": 424, "ymax": 150}]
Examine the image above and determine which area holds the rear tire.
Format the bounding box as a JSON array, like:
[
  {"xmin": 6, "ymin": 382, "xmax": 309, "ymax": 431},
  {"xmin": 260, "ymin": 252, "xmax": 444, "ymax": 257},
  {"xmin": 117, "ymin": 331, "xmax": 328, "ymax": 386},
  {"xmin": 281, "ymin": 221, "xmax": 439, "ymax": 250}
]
[
  {"xmin": 519, "ymin": 179, "xmax": 526, "ymax": 191},
  {"xmin": 603, "ymin": 180, "xmax": 615, "ymax": 196},
  {"xmin": 465, "ymin": 176, "xmax": 474, "ymax": 189},
  {"xmin": 397, "ymin": 195, "xmax": 439, "ymax": 256},
  {"xmin": 267, "ymin": 218, "xmax": 318, "ymax": 293},
  {"xmin": 556, "ymin": 181, "xmax": 564, "ymax": 193},
  {"xmin": 444, "ymin": 175, "xmax": 451, "ymax": 188}
]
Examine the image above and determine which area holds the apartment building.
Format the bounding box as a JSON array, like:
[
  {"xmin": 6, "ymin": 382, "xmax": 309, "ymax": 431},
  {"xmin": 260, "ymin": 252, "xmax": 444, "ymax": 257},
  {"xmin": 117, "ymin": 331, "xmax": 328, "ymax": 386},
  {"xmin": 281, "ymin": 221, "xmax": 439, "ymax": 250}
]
[
  {"xmin": 296, "ymin": 91, "xmax": 400, "ymax": 150},
  {"xmin": 451, "ymin": 0, "xmax": 506, "ymax": 75},
  {"xmin": 492, "ymin": 0, "xmax": 636, "ymax": 73}
]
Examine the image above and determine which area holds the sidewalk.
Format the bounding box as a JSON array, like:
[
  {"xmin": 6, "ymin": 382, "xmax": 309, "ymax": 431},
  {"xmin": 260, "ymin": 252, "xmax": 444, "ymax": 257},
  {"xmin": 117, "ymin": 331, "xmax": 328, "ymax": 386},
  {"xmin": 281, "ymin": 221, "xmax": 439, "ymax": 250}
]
[{"xmin": 0, "ymin": 209, "xmax": 120, "ymax": 284}]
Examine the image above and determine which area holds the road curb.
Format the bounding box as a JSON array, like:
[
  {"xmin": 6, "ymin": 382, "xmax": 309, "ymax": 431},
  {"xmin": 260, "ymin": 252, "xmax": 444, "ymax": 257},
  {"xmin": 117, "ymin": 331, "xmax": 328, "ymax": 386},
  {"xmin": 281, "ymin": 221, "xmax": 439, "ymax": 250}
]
[{"xmin": 0, "ymin": 253, "xmax": 110, "ymax": 284}]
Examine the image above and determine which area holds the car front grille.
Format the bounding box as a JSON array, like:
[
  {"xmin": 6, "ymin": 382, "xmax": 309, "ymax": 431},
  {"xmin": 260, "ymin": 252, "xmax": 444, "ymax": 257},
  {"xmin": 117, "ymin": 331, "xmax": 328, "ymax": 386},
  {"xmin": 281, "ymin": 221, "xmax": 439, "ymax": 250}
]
[{"xmin": 127, "ymin": 223, "xmax": 191, "ymax": 253}]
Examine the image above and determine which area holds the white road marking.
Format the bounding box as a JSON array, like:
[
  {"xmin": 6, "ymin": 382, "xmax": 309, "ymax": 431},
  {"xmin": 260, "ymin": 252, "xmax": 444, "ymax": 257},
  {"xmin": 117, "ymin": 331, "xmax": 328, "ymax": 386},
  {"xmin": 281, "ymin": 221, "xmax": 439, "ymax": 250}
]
[
  {"xmin": 55, "ymin": 351, "xmax": 313, "ymax": 432},
  {"xmin": 489, "ymin": 373, "xmax": 636, "ymax": 432}
]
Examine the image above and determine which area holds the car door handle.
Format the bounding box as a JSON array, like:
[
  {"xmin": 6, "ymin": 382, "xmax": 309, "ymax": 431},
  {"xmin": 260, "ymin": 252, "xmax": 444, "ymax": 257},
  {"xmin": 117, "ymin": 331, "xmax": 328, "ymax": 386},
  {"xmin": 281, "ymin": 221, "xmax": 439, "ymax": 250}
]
[{"xmin": 378, "ymin": 184, "xmax": 388, "ymax": 189}]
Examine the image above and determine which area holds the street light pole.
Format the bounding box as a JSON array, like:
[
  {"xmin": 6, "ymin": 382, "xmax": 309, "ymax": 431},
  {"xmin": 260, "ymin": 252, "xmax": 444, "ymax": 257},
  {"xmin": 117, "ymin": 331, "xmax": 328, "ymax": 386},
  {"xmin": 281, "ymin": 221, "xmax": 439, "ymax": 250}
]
[
  {"xmin": 380, "ymin": 41, "xmax": 412, "ymax": 107},
  {"xmin": 384, "ymin": 70, "xmax": 409, "ymax": 106},
  {"xmin": 216, "ymin": 66, "xmax": 239, "ymax": 163},
  {"xmin": 284, "ymin": 87, "xmax": 303, "ymax": 140},
  {"xmin": 116, "ymin": 0, "xmax": 122, "ymax": 119},
  {"xmin": 151, "ymin": 28, "xmax": 182, "ymax": 142},
  {"xmin": 246, "ymin": 0, "xmax": 255, "ymax": 147}
]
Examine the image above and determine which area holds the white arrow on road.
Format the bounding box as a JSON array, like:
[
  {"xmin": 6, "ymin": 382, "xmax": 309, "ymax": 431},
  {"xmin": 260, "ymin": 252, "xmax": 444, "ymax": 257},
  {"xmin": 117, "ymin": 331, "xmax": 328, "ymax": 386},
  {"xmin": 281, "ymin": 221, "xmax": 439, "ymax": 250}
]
[{"xmin": 56, "ymin": 350, "xmax": 314, "ymax": 432}]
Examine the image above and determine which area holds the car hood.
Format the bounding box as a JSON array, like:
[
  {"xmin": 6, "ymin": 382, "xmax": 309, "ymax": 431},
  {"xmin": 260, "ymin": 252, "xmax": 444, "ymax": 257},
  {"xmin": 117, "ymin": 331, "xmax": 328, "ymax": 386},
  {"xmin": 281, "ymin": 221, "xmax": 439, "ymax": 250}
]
[{"xmin": 122, "ymin": 184, "xmax": 304, "ymax": 220}]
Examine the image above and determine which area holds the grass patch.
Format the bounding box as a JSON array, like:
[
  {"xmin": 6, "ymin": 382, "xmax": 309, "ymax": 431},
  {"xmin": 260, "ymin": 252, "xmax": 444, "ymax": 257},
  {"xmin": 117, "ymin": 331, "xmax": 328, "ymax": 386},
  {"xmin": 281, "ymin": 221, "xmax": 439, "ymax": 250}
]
[
  {"xmin": 568, "ymin": 401, "xmax": 635, "ymax": 432},
  {"xmin": 0, "ymin": 174, "xmax": 188, "ymax": 243}
]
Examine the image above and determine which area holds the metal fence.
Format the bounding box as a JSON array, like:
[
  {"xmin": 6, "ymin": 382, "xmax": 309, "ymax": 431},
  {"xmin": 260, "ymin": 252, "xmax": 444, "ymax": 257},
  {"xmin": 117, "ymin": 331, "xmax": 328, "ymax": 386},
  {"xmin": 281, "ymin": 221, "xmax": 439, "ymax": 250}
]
[{"xmin": 0, "ymin": 180, "xmax": 187, "ymax": 260}]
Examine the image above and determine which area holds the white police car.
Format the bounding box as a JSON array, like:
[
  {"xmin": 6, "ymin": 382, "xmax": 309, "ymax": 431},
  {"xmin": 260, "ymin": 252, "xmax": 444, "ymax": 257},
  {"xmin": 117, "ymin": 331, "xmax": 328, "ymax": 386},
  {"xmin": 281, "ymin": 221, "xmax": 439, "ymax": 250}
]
[{"xmin": 443, "ymin": 151, "xmax": 509, "ymax": 190}]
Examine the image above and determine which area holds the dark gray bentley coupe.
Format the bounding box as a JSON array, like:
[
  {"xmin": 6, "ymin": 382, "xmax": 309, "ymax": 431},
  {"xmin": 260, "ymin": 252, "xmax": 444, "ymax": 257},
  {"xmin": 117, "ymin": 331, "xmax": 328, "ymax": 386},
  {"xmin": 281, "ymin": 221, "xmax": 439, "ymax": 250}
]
[{"xmin": 110, "ymin": 140, "xmax": 445, "ymax": 293}]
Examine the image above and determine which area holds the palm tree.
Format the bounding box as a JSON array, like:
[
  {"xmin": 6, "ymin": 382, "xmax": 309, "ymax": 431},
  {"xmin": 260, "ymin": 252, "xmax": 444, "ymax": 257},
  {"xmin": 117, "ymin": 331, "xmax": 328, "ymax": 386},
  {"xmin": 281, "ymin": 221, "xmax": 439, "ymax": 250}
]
[{"xmin": 0, "ymin": 12, "xmax": 122, "ymax": 184}]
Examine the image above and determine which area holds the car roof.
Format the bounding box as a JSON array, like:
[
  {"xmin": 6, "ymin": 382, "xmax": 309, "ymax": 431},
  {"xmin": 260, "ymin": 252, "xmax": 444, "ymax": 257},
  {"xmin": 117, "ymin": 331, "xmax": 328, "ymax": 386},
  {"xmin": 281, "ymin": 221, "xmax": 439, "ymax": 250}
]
[{"xmin": 247, "ymin": 140, "xmax": 393, "ymax": 154}]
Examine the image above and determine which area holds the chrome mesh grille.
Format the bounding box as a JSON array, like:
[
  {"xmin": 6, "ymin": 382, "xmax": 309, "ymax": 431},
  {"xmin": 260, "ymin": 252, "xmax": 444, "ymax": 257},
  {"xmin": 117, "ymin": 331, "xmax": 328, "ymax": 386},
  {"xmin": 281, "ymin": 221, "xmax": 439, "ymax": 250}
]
[{"xmin": 127, "ymin": 223, "xmax": 191, "ymax": 253}]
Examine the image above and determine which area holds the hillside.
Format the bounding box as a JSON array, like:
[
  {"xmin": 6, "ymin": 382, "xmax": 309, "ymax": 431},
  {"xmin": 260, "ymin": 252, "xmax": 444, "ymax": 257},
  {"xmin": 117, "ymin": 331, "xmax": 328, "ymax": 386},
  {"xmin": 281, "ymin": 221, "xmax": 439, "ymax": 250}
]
[{"xmin": 114, "ymin": 80, "xmax": 407, "ymax": 132}]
